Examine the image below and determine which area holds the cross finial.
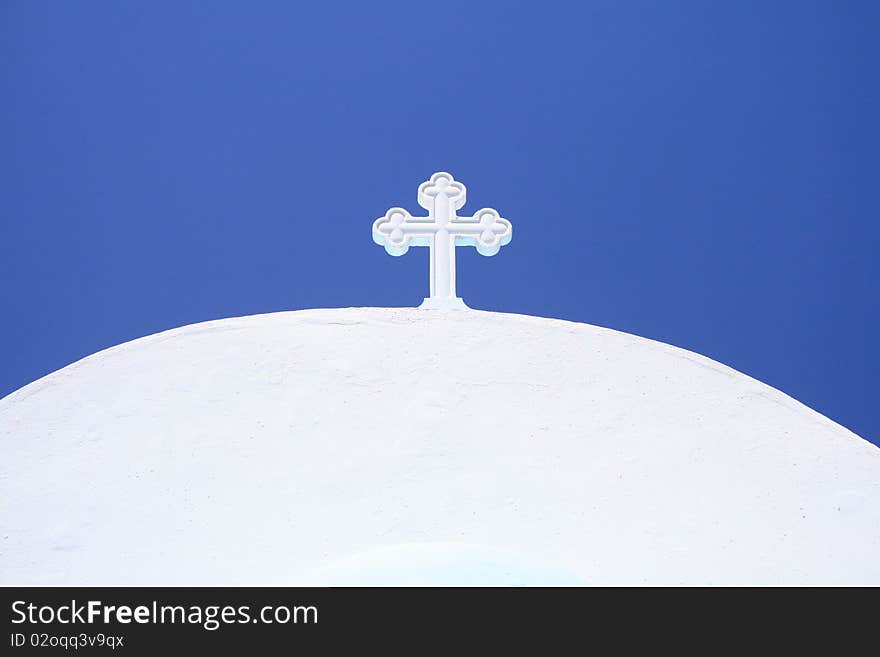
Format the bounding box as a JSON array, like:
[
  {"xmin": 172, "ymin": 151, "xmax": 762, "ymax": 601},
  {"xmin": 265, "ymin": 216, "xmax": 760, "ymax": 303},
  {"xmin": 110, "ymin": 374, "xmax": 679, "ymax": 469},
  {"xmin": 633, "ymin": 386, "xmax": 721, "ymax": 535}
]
[{"xmin": 372, "ymin": 172, "xmax": 513, "ymax": 309}]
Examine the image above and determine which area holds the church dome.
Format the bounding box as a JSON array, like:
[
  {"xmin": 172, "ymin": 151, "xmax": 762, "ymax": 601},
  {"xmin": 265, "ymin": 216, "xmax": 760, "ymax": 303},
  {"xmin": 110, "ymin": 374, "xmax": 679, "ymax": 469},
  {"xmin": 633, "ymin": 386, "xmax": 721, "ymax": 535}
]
[{"xmin": 1, "ymin": 308, "xmax": 877, "ymax": 585}]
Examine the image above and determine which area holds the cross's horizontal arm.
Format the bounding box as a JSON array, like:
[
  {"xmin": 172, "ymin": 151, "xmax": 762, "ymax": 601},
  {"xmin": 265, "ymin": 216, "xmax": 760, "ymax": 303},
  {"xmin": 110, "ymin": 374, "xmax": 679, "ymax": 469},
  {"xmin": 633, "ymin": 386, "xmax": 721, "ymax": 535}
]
[
  {"xmin": 383, "ymin": 217, "xmax": 439, "ymax": 233},
  {"xmin": 446, "ymin": 220, "xmax": 504, "ymax": 234},
  {"xmin": 446, "ymin": 212, "xmax": 512, "ymax": 256},
  {"xmin": 372, "ymin": 209, "xmax": 442, "ymax": 256}
]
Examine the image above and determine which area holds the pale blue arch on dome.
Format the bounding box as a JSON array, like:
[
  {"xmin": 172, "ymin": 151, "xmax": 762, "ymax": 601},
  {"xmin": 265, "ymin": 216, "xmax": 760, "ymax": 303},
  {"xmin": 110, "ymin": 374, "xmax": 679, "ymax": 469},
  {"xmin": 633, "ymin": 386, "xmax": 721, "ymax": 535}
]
[{"xmin": 302, "ymin": 542, "xmax": 585, "ymax": 586}]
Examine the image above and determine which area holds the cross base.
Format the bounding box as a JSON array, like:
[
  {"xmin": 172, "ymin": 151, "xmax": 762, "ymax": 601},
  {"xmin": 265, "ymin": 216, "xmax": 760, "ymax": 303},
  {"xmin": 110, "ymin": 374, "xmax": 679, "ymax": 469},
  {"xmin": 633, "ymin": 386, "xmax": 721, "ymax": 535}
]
[{"xmin": 419, "ymin": 296, "xmax": 469, "ymax": 310}]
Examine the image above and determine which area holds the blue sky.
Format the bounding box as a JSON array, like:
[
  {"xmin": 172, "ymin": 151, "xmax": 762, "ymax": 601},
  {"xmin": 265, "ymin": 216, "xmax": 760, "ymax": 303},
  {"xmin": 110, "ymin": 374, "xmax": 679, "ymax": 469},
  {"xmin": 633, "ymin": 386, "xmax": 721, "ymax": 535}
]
[{"xmin": 2, "ymin": 1, "xmax": 878, "ymax": 444}]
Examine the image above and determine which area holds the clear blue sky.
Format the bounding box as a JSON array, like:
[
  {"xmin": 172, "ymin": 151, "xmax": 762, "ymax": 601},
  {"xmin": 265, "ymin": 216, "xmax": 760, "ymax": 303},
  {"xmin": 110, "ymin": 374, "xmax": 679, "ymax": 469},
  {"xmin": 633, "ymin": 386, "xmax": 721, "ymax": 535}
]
[{"xmin": 2, "ymin": 1, "xmax": 878, "ymax": 444}]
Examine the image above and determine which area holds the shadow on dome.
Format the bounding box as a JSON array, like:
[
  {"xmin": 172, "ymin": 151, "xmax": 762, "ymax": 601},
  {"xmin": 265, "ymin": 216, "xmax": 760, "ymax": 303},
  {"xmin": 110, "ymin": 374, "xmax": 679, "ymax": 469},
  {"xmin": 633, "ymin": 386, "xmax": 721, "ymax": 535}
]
[{"xmin": 298, "ymin": 542, "xmax": 586, "ymax": 587}]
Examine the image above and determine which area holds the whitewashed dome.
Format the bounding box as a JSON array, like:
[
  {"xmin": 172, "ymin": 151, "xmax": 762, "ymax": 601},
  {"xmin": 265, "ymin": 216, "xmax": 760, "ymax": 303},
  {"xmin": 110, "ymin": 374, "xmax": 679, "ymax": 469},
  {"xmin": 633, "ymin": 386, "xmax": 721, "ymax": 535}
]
[{"xmin": 1, "ymin": 308, "xmax": 878, "ymax": 585}]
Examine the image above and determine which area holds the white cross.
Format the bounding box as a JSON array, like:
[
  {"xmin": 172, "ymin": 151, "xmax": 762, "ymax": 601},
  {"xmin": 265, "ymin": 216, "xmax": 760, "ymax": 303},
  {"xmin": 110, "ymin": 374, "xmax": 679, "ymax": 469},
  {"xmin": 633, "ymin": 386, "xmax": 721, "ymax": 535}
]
[{"xmin": 372, "ymin": 172, "xmax": 513, "ymax": 309}]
